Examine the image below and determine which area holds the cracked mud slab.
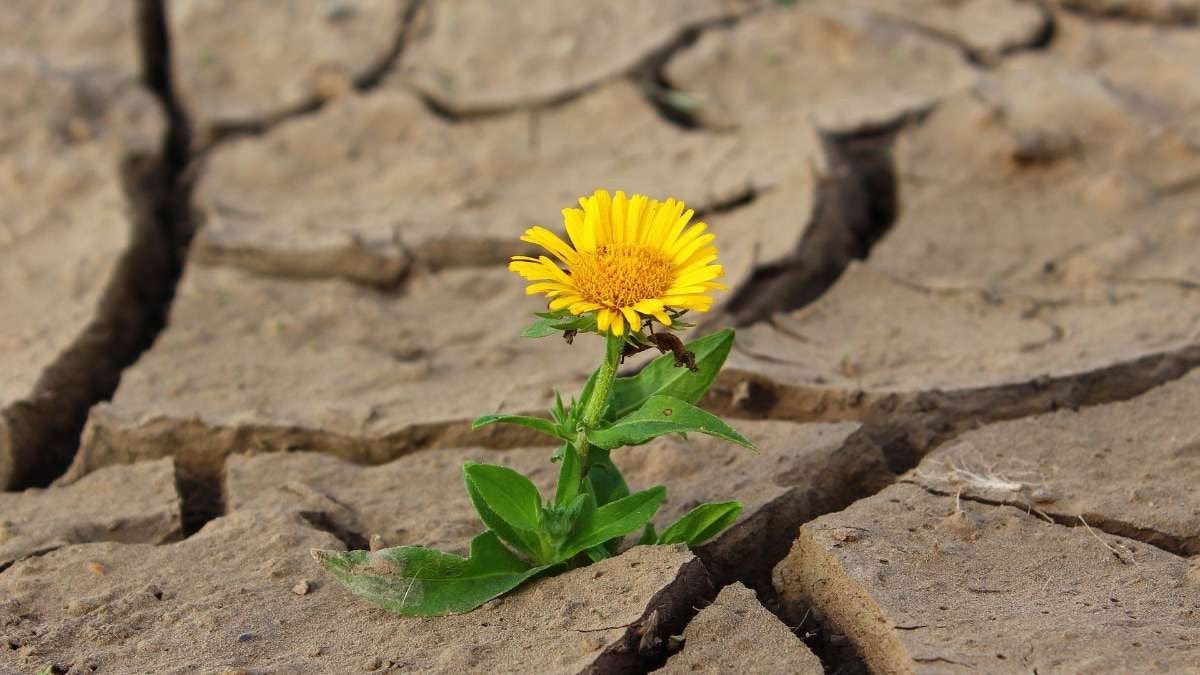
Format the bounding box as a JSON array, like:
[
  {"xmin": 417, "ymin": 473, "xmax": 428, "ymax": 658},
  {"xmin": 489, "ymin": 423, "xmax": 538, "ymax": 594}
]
[
  {"xmin": 664, "ymin": 3, "xmax": 978, "ymax": 132},
  {"xmin": 0, "ymin": 33, "xmax": 165, "ymax": 488},
  {"xmin": 1053, "ymin": 12, "xmax": 1200, "ymax": 132},
  {"xmin": 393, "ymin": 0, "xmax": 757, "ymax": 115},
  {"xmin": 65, "ymin": 263, "xmax": 599, "ymax": 489},
  {"xmin": 1060, "ymin": 0, "xmax": 1200, "ymax": 22},
  {"xmin": 869, "ymin": 56, "xmax": 1200, "ymax": 291},
  {"xmin": 657, "ymin": 582, "xmax": 822, "ymax": 674},
  {"xmin": 0, "ymin": 459, "xmax": 180, "ymax": 571},
  {"xmin": 829, "ymin": 0, "xmax": 1049, "ymax": 60},
  {"xmin": 909, "ymin": 368, "xmax": 1200, "ymax": 555},
  {"xmin": 2, "ymin": 0, "xmax": 142, "ymax": 74},
  {"xmin": 226, "ymin": 420, "xmax": 891, "ymax": 589},
  {"xmin": 720, "ymin": 262, "xmax": 1200, "ymax": 420},
  {"xmin": 193, "ymin": 80, "xmax": 827, "ymax": 288},
  {"xmin": 773, "ymin": 482, "xmax": 1200, "ymax": 673},
  {"xmin": 0, "ymin": 509, "xmax": 709, "ymax": 674},
  {"xmin": 714, "ymin": 56, "xmax": 1200, "ymax": 426},
  {"xmin": 169, "ymin": 0, "xmax": 410, "ymax": 137}
]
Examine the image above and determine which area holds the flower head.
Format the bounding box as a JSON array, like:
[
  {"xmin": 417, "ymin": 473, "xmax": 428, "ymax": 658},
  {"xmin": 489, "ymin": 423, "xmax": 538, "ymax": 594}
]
[{"xmin": 509, "ymin": 190, "xmax": 726, "ymax": 336}]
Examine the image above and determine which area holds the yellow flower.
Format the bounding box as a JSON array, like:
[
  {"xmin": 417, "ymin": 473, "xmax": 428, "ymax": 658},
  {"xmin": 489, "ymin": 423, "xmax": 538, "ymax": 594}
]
[{"xmin": 509, "ymin": 189, "xmax": 727, "ymax": 336}]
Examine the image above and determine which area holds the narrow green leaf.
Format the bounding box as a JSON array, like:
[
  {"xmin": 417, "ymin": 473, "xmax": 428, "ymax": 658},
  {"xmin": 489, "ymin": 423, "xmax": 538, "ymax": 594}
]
[
  {"xmin": 657, "ymin": 501, "xmax": 743, "ymax": 546},
  {"xmin": 522, "ymin": 312, "xmax": 597, "ymax": 338},
  {"xmin": 637, "ymin": 522, "xmax": 658, "ymax": 546},
  {"xmin": 463, "ymin": 465, "xmax": 543, "ymax": 559},
  {"xmin": 560, "ymin": 486, "xmax": 666, "ymax": 560},
  {"xmin": 587, "ymin": 395, "xmax": 756, "ymax": 451},
  {"xmin": 554, "ymin": 444, "xmax": 582, "ymax": 506},
  {"xmin": 608, "ymin": 329, "xmax": 734, "ymax": 419},
  {"xmin": 471, "ymin": 413, "xmax": 563, "ymax": 440},
  {"xmin": 583, "ymin": 545, "xmax": 611, "ymax": 563},
  {"xmin": 314, "ymin": 531, "xmax": 553, "ymax": 616},
  {"xmin": 521, "ymin": 317, "xmax": 562, "ymax": 338}
]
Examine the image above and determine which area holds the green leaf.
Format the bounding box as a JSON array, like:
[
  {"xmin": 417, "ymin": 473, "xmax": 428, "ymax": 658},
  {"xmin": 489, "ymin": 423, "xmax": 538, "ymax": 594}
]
[
  {"xmin": 463, "ymin": 464, "xmax": 543, "ymax": 559},
  {"xmin": 637, "ymin": 522, "xmax": 658, "ymax": 546},
  {"xmin": 584, "ymin": 448, "xmax": 630, "ymax": 506},
  {"xmin": 521, "ymin": 312, "xmax": 598, "ymax": 338},
  {"xmin": 584, "ymin": 545, "xmax": 611, "ymax": 563},
  {"xmin": 521, "ymin": 317, "xmax": 562, "ymax": 338},
  {"xmin": 314, "ymin": 531, "xmax": 554, "ymax": 616},
  {"xmin": 560, "ymin": 486, "xmax": 666, "ymax": 559},
  {"xmin": 471, "ymin": 413, "xmax": 563, "ymax": 440},
  {"xmin": 587, "ymin": 395, "xmax": 756, "ymax": 451},
  {"xmin": 463, "ymin": 463, "xmax": 543, "ymax": 532},
  {"xmin": 657, "ymin": 501, "xmax": 743, "ymax": 546},
  {"xmin": 608, "ymin": 329, "xmax": 734, "ymax": 419},
  {"xmin": 554, "ymin": 444, "xmax": 582, "ymax": 506}
]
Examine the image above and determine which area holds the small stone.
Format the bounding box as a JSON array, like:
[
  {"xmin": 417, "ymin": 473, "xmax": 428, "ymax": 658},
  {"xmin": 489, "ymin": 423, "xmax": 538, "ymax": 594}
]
[
  {"xmin": 236, "ymin": 632, "xmax": 256, "ymax": 642},
  {"xmin": 87, "ymin": 561, "xmax": 107, "ymax": 575},
  {"xmin": 363, "ymin": 656, "xmax": 383, "ymax": 671},
  {"xmin": 306, "ymin": 645, "xmax": 321, "ymax": 657},
  {"xmin": 369, "ymin": 534, "xmax": 384, "ymax": 552},
  {"xmin": 292, "ymin": 579, "xmax": 310, "ymax": 595}
]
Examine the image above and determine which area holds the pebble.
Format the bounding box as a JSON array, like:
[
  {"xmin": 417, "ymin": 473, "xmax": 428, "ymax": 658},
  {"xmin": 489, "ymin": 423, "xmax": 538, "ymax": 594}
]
[
  {"xmin": 364, "ymin": 655, "xmax": 383, "ymax": 671},
  {"xmin": 306, "ymin": 645, "xmax": 321, "ymax": 657},
  {"xmin": 292, "ymin": 579, "xmax": 311, "ymax": 595},
  {"xmin": 237, "ymin": 632, "xmax": 257, "ymax": 642},
  {"xmin": 87, "ymin": 561, "xmax": 108, "ymax": 575}
]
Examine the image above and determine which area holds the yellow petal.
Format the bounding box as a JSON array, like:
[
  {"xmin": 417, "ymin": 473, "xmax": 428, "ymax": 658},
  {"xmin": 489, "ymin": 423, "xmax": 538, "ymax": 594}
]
[
  {"xmin": 673, "ymin": 233, "xmax": 716, "ymax": 266},
  {"xmin": 612, "ymin": 191, "xmax": 628, "ymax": 244},
  {"xmin": 661, "ymin": 207, "xmax": 695, "ymax": 250},
  {"xmin": 562, "ymin": 207, "xmax": 595, "ymax": 253},
  {"xmin": 668, "ymin": 222, "xmax": 709, "ymax": 258},
  {"xmin": 595, "ymin": 189, "xmax": 613, "ymax": 245},
  {"xmin": 674, "ymin": 265, "xmax": 724, "ymax": 287},
  {"xmin": 549, "ymin": 295, "xmax": 584, "ymax": 311},
  {"xmin": 648, "ymin": 198, "xmax": 686, "ymax": 248},
  {"xmin": 625, "ymin": 194, "xmax": 646, "ymax": 243},
  {"xmin": 524, "ymin": 281, "xmax": 571, "ymax": 295},
  {"xmin": 620, "ymin": 306, "xmax": 641, "ymax": 331},
  {"xmin": 520, "ymin": 226, "xmax": 577, "ymax": 264},
  {"xmin": 596, "ymin": 308, "xmax": 612, "ymax": 332},
  {"xmin": 569, "ymin": 301, "xmax": 604, "ymax": 315},
  {"xmin": 610, "ymin": 310, "xmax": 625, "ymax": 335}
]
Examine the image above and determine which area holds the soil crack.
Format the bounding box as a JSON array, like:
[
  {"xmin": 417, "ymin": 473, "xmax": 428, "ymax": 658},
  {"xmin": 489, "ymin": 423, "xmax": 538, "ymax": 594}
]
[
  {"xmin": 718, "ymin": 127, "xmax": 899, "ymax": 326},
  {"xmin": 203, "ymin": 0, "xmax": 425, "ymax": 146}
]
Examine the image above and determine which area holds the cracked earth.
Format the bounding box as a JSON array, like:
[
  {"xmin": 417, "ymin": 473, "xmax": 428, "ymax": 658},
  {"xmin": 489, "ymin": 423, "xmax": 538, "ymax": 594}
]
[{"xmin": 1, "ymin": 0, "xmax": 1199, "ymax": 673}]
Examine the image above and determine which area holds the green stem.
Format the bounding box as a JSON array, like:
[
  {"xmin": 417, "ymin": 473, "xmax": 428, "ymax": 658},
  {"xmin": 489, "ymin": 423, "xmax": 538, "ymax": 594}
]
[
  {"xmin": 571, "ymin": 331, "xmax": 623, "ymax": 481},
  {"xmin": 581, "ymin": 332, "xmax": 623, "ymax": 430}
]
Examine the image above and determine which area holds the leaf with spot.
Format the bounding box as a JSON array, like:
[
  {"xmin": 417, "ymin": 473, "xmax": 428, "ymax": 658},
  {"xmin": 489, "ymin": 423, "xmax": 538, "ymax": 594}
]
[{"xmin": 586, "ymin": 395, "xmax": 756, "ymax": 451}]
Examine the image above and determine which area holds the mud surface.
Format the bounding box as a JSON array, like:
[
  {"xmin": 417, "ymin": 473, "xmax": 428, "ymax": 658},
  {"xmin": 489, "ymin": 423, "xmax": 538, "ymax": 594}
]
[{"xmin": 2, "ymin": 1, "xmax": 1199, "ymax": 673}]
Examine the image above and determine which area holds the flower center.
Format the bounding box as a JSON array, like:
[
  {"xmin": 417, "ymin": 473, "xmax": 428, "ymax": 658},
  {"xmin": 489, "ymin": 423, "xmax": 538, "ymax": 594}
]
[{"xmin": 572, "ymin": 244, "xmax": 675, "ymax": 308}]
